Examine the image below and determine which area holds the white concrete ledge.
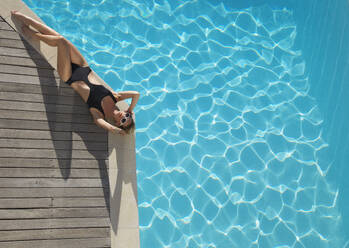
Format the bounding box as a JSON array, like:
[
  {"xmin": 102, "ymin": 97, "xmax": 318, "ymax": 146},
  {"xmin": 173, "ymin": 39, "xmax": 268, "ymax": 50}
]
[{"xmin": 0, "ymin": 1, "xmax": 140, "ymax": 247}]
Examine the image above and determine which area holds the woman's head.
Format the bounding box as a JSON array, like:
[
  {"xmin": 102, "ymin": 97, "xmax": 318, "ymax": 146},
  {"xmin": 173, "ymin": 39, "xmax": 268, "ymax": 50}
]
[{"xmin": 113, "ymin": 110, "xmax": 135, "ymax": 134}]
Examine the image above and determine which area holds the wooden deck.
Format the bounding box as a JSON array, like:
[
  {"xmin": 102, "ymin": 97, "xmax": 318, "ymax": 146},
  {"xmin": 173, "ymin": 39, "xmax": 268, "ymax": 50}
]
[{"xmin": 0, "ymin": 15, "xmax": 112, "ymax": 247}]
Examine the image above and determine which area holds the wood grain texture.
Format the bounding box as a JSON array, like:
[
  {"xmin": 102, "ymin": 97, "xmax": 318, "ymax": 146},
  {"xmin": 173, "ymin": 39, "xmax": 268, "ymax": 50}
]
[
  {"xmin": 0, "ymin": 228, "xmax": 110, "ymax": 241},
  {"xmin": 0, "ymin": 22, "xmax": 13, "ymax": 31},
  {"xmin": 0, "ymin": 157, "xmax": 108, "ymax": 168},
  {"xmin": 0, "ymin": 82, "xmax": 75, "ymax": 96},
  {"xmin": 0, "ymin": 64, "xmax": 60, "ymax": 78},
  {"xmin": 0, "ymin": 238, "xmax": 110, "ymax": 248},
  {"xmin": 0, "ymin": 139, "xmax": 106, "ymax": 150},
  {"xmin": 0, "ymin": 55, "xmax": 53, "ymax": 68},
  {"xmin": 0, "ymin": 188, "xmax": 108, "ymax": 198},
  {"xmin": 0, "ymin": 119, "xmax": 104, "ymax": 133},
  {"xmin": 0, "ymin": 100, "xmax": 89, "ymax": 114},
  {"xmin": 0, "ymin": 16, "xmax": 111, "ymax": 247},
  {"xmin": 0, "ymin": 129, "xmax": 107, "ymax": 142},
  {"xmin": 0, "ymin": 91, "xmax": 84, "ymax": 105},
  {"xmin": 0, "ymin": 207, "xmax": 109, "ymax": 219}
]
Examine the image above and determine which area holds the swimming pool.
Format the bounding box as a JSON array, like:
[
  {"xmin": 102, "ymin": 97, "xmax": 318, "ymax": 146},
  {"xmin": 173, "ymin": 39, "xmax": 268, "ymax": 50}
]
[{"xmin": 23, "ymin": 0, "xmax": 349, "ymax": 247}]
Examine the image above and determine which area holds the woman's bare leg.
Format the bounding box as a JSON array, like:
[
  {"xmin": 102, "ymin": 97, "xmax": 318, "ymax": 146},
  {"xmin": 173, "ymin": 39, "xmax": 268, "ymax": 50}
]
[
  {"xmin": 66, "ymin": 39, "xmax": 89, "ymax": 67},
  {"xmin": 11, "ymin": 10, "xmax": 60, "ymax": 36},
  {"xmin": 12, "ymin": 10, "xmax": 88, "ymax": 67},
  {"xmin": 22, "ymin": 25, "xmax": 60, "ymax": 46},
  {"xmin": 22, "ymin": 25, "xmax": 72, "ymax": 81}
]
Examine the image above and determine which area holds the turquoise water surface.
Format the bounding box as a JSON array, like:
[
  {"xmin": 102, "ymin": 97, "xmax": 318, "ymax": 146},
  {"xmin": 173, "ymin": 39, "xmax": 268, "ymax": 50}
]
[{"xmin": 23, "ymin": 0, "xmax": 349, "ymax": 247}]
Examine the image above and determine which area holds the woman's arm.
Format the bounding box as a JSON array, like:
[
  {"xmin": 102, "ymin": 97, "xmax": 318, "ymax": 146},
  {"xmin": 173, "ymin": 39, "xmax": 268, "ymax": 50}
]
[
  {"xmin": 90, "ymin": 109, "xmax": 125, "ymax": 135},
  {"xmin": 113, "ymin": 91, "xmax": 140, "ymax": 112},
  {"xmin": 95, "ymin": 118, "xmax": 125, "ymax": 135}
]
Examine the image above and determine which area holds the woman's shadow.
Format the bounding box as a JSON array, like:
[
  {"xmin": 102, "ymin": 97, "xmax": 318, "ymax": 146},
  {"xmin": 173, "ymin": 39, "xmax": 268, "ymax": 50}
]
[
  {"xmin": 11, "ymin": 14, "xmax": 138, "ymax": 237},
  {"xmin": 18, "ymin": 34, "xmax": 112, "ymax": 217},
  {"xmin": 19, "ymin": 35, "xmax": 138, "ymax": 235}
]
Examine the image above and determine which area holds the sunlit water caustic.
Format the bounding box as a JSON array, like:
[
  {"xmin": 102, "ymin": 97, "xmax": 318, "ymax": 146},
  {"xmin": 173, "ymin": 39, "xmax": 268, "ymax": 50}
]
[{"xmin": 24, "ymin": 0, "xmax": 349, "ymax": 247}]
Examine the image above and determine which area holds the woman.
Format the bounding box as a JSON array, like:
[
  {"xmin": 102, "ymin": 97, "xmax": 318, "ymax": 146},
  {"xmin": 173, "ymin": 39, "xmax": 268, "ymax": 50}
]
[{"xmin": 11, "ymin": 11, "xmax": 139, "ymax": 135}]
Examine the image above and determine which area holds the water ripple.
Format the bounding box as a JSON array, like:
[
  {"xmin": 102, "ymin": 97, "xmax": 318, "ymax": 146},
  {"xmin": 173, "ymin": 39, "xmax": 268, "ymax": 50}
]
[{"xmin": 24, "ymin": 0, "xmax": 347, "ymax": 247}]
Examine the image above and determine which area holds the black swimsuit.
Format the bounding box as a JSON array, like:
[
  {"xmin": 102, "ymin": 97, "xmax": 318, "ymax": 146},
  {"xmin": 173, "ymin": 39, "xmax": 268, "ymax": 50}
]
[{"xmin": 65, "ymin": 63, "xmax": 117, "ymax": 116}]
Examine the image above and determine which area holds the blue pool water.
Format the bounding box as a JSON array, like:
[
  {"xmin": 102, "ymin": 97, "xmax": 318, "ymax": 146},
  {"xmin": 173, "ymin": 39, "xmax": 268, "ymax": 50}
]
[{"xmin": 23, "ymin": 0, "xmax": 349, "ymax": 247}]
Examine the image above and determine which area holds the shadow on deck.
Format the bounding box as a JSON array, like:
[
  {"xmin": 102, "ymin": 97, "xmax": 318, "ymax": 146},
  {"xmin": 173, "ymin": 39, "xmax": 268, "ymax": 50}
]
[{"xmin": 0, "ymin": 13, "xmax": 139, "ymax": 248}]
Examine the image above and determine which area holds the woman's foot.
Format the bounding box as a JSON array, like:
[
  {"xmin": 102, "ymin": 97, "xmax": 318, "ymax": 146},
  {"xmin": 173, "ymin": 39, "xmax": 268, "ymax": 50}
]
[
  {"xmin": 11, "ymin": 10, "xmax": 60, "ymax": 37},
  {"xmin": 21, "ymin": 24, "xmax": 64, "ymax": 46},
  {"xmin": 11, "ymin": 10, "xmax": 28, "ymax": 23},
  {"xmin": 21, "ymin": 25, "xmax": 36, "ymax": 38},
  {"xmin": 11, "ymin": 10, "xmax": 19, "ymax": 16}
]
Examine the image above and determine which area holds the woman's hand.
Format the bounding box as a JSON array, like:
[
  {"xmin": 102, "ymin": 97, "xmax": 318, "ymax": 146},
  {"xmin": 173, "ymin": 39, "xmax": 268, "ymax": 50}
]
[
  {"xmin": 115, "ymin": 91, "xmax": 140, "ymax": 114},
  {"xmin": 118, "ymin": 129, "xmax": 126, "ymax": 135},
  {"xmin": 126, "ymin": 108, "xmax": 134, "ymax": 115},
  {"xmin": 110, "ymin": 126, "xmax": 126, "ymax": 135}
]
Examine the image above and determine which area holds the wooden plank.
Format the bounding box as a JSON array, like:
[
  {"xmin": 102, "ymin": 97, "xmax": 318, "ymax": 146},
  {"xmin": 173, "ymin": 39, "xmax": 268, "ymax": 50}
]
[
  {"xmin": 0, "ymin": 188, "xmax": 108, "ymax": 198},
  {"xmin": 0, "ymin": 148, "xmax": 108, "ymax": 159},
  {"xmin": 0, "ymin": 100, "xmax": 90, "ymax": 114},
  {"xmin": 0, "ymin": 228, "xmax": 109, "ymax": 241},
  {"xmin": 0, "ymin": 64, "xmax": 59, "ymax": 78},
  {"xmin": 0, "ymin": 237, "xmax": 110, "ymax": 248},
  {"xmin": 0, "ymin": 72, "xmax": 67, "ymax": 87},
  {"xmin": 0, "ymin": 38, "xmax": 27, "ymax": 48},
  {"xmin": 50, "ymin": 208, "xmax": 109, "ymax": 219},
  {"xmin": 52, "ymin": 197, "xmax": 108, "ymax": 208},
  {"xmin": 0, "ymin": 110, "xmax": 93, "ymax": 124},
  {"xmin": 0, "ymin": 178, "xmax": 108, "ymax": 188},
  {"xmin": 0, "ymin": 208, "xmax": 109, "ymax": 219},
  {"xmin": 0, "ymin": 139, "xmax": 107, "ymax": 151},
  {"xmin": 0, "ymin": 168, "xmax": 108, "ymax": 178},
  {"xmin": 0, "ymin": 20, "xmax": 111, "ymax": 247},
  {"xmin": 0, "ymin": 91, "xmax": 83, "ymax": 105},
  {"xmin": 0, "ymin": 218, "xmax": 110, "ymax": 230},
  {"xmin": 0, "ymin": 82, "xmax": 75, "ymax": 96},
  {"xmin": 0, "ymin": 209, "xmax": 55, "ymax": 219},
  {"xmin": 0, "ymin": 46, "xmax": 42, "ymax": 59},
  {"xmin": 0, "ymin": 129, "xmax": 107, "ymax": 142},
  {"xmin": 0, "ymin": 30, "xmax": 22, "ymax": 40},
  {"xmin": 0, "ymin": 158, "xmax": 108, "ymax": 169},
  {"xmin": 0, "ymin": 197, "xmax": 107, "ymax": 208},
  {"xmin": 0, "ymin": 38, "xmax": 35, "ymax": 50},
  {"xmin": 0, "ymin": 22, "xmax": 13, "ymax": 31},
  {"xmin": 0, "ymin": 91, "xmax": 51, "ymax": 102},
  {"xmin": 0, "ymin": 55, "xmax": 53, "ymax": 68},
  {"xmin": 0, "ymin": 198, "xmax": 51, "ymax": 208},
  {"xmin": 0, "ymin": 119, "xmax": 104, "ymax": 133}
]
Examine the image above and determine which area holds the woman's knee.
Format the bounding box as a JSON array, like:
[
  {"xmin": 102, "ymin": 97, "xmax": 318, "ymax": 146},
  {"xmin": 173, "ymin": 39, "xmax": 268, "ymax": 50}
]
[
  {"xmin": 56, "ymin": 35, "xmax": 68, "ymax": 46},
  {"xmin": 44, "ymin": 35, "xmax": 67, "ymax": 47}
]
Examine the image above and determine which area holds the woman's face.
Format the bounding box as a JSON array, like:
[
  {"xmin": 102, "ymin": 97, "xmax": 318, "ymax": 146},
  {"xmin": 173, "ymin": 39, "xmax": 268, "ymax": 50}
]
[{"xmin": 113, "ymin": 110, "xmax": 132, "ymax": 127}]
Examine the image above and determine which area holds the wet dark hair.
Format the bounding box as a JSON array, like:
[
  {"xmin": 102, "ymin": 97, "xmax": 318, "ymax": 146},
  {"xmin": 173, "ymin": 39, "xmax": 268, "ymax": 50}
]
[{"xmin": 119, "ymin": 117, "xmax": 135, "ymax": 134}]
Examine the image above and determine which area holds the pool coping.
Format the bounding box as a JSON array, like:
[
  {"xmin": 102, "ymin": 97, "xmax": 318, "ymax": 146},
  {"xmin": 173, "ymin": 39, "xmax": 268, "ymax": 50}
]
[{"xmin": 0, "ymin": 1, "xmax": 140, "ymax": 247}]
